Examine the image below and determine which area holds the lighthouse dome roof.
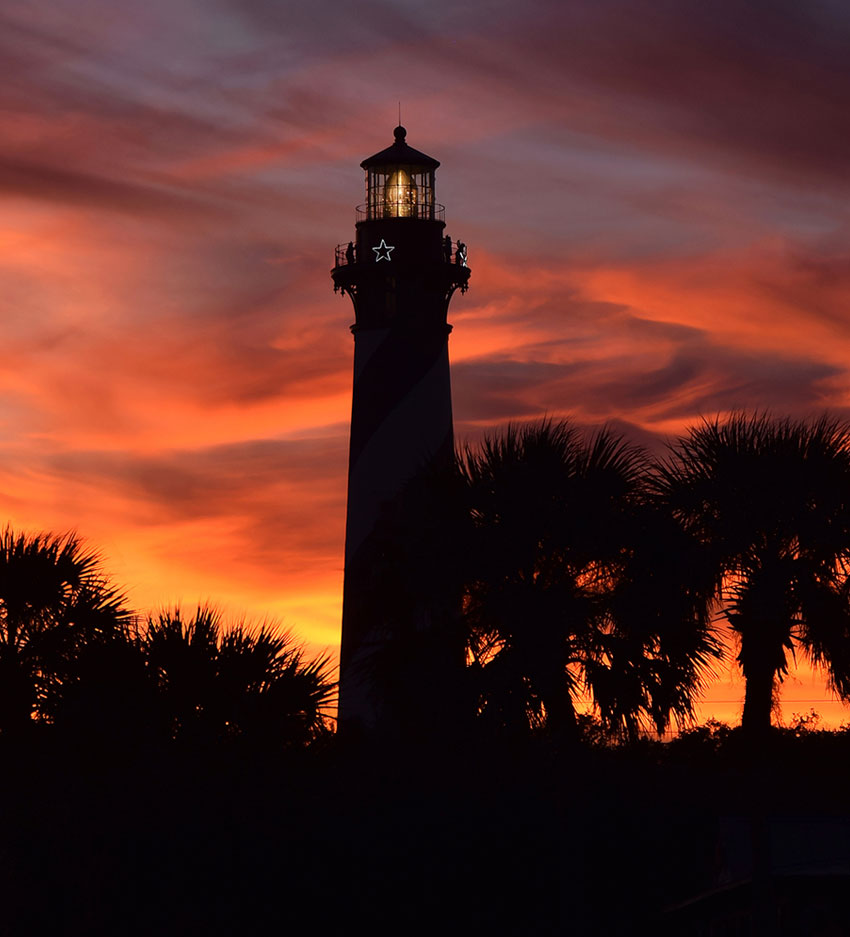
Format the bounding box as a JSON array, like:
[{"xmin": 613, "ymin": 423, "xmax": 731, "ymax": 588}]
[{"xmin": 360, "ymin": 126, "xmax": 440, "ymax": 170}]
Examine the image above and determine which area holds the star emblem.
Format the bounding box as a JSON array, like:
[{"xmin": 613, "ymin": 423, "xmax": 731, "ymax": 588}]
[{"xmin": 372, "ymin": 239, "xmax": 395, "ymax": 262}]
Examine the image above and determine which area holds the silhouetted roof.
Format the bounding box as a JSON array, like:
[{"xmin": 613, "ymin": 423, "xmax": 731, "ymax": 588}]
[{"xmin": 360, "ymin": 126, "xmax": 440, "ymax": 170}]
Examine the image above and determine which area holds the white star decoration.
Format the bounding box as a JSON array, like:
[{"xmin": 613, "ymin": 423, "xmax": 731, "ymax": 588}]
[{"xmin": 372, "ymin": 239, "xmax": 395, "ymax": 262}]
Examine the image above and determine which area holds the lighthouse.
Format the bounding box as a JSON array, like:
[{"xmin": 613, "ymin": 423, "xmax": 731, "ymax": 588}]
[{"xmin": 332, "ymin": 126, "xmax": 470, "ymax": 732}]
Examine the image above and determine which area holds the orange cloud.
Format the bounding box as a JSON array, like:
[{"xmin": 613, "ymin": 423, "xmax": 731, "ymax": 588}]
[{"xmin": 2, "ymin": 0, "xmax": 850, "ymax": 729}]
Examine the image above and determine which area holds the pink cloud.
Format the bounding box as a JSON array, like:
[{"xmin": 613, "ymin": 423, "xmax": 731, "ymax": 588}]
[{"xmin": 2, "ymin": 0, "xmax": 849, "ymax": 724}]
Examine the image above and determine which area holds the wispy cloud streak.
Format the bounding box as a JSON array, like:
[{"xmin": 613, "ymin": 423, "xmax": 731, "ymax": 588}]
[{"xmin": 1, "ymin": 0, "xmax": 849, "ymax": 715}]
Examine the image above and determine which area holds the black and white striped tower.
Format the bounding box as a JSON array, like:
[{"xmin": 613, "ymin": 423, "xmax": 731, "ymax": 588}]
[{"xmin": 332, "ymin": 126, "xmax": 470, "ymax": 732}]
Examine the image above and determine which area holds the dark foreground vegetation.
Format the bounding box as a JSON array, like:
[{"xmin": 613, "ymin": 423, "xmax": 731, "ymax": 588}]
[
  {"xmin": 5, "ymin": 718, "xmax": 850, "ymax": 935},
  {"xmin": 5, "ymin": 411, "xmax": 850, "ymax": 935}
]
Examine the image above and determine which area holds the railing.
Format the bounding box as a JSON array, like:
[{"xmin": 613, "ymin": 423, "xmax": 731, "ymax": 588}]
[
  {"xmin": 355, "ymin": 202, "xmax": 445, "ymax": 223},
  {"xmin": 334, "ymin": 238, "xmax": 468, "ymax": 268},
  {"xmin": 335, "ymin": 243, "xmax": 356, "ymax": 267}
]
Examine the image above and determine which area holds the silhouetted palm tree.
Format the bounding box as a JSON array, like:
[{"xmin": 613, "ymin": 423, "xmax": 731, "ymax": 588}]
[
  {"xmin": 139, "ymin": 605, "xmax": 335, "ymax": 746},
  {"xmin": 654, "ymin": 413, "xmax": 850, "ymax": 738},
  {"xmin": 0, "ymin": 527, "xmax": 129, "ymax": 734},
  {"xmin": 459, "ymin": 420, "xmax": 721, "ymax": 739}
]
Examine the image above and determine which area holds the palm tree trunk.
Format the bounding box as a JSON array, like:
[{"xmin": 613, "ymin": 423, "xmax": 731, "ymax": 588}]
[
  {"xmin": 738, "ymin": 593, "xmax": 786, "ymax": 743},
  {"xmin": 740, "ymin": 659, "xmax": 774, "ymax": 740},
  {"xmin": 0, "ymin": 653, "xmax": 36, "ymax": 737},
  {"xmin": 542, "ymin": 673, "xmax": 580, "ymax": 742}
]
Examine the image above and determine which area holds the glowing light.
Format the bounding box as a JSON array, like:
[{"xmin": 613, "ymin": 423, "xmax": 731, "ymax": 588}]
[{"xmin": 384, "ymin": 169, "xmax": 417, "ymax": 218}]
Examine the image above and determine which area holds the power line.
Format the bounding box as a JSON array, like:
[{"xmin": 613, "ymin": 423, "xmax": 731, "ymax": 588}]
[{"xmin": 705, "ymin": 698, "xmax": 843, "ymax": 703}]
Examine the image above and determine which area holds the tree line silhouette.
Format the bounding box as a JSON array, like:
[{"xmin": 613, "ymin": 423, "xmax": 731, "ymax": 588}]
[
  {"xmin": 4, "ymin": 410, "xmax": 850, "ymax": 751},
  {"xmin": 369, "ymin": 410, "xmax": 850, "ymax": 745},
  {"xmin": 0, "ymin": 527, "xmax": 333, "ymax": 749},
  {"xmin": 5, "ymin": 411, "xmax": 850, "ymax": 936}
]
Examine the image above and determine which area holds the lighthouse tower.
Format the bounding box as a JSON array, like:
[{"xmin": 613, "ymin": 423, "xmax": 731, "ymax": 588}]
[{"xmin": 332, "ymin": 126, "xmax": 470, "ymax": 731}]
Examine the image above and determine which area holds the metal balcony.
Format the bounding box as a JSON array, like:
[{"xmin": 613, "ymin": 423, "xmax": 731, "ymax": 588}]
[
  {"xmin": 355, "ymin": 202, "xmax": 446, "ymax": 223},
  {"xmin": 334, "ymin": 238, "xmax": 468, "ymax": 269}
]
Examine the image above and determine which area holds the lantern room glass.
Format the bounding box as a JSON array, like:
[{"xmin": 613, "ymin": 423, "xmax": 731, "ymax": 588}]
[{"xmin": 366, "ymin": 165, "xmax": 436, "ymax": 220}]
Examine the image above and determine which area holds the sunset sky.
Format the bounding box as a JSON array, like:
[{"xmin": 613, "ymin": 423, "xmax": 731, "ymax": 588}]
[{"xmin": 3, "ymin": 0, "xmax": 850, "ymax": 726}]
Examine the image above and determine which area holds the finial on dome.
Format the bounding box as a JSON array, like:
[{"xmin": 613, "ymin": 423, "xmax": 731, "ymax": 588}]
[{"xmin": 394, "ymin": 125, "xmax": 406, "ymax": 143}]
